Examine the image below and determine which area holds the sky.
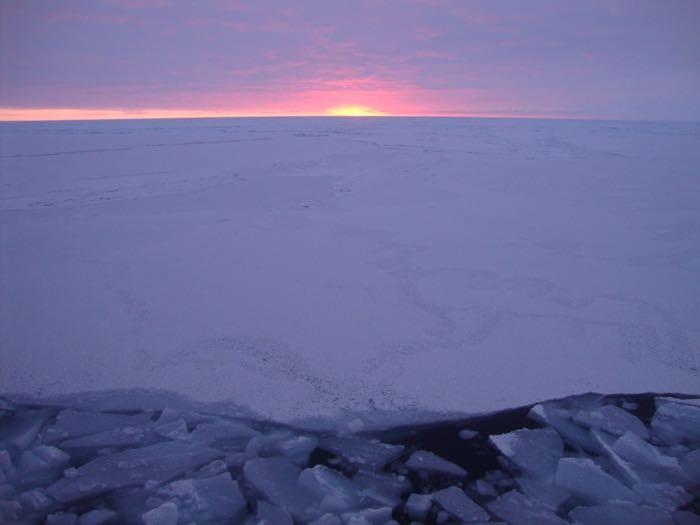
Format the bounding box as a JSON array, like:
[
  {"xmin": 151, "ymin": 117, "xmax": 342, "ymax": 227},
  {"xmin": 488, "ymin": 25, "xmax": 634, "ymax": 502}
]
[{"xmin": 0, "ymin": 0, "xmax": 699, "ymax": 121}]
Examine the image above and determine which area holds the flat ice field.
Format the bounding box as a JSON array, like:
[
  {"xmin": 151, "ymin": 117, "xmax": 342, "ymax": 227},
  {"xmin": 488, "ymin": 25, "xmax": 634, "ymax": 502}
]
[{"xmin": 1, "ymin": 117, "xmax": 699, "ymax": 428}]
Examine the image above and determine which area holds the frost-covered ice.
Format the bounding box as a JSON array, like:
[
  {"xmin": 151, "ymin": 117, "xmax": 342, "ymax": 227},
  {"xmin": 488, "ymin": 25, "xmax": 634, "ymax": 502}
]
[{"xmin": 1, "ymin": 118, "xmax": 699, "ymax": 427}]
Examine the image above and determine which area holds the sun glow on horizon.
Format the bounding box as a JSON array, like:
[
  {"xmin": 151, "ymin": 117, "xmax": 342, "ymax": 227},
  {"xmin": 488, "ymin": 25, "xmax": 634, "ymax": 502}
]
[{"xmin": 325, "ymin": 105, "xmax": 385, "ymax": 117}]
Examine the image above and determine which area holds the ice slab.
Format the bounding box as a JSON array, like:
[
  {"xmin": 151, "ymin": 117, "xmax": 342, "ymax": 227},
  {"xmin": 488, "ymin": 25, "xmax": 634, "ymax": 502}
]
[
  {"xmin": 516, "ymin": 477, "xmax": 570, "ymax": 511},
  {"xmin": 59, "ymin": 425, "xmax": 159, "ymax": 452},
  {"xmin": 0, "ymin": 410, "xmax": 52, "ymax": 450},
  {"xmin": 153, "ymin": 419, "xmax": 189, "ymax": 441},
  {"xmin": 431, "ymin": 486, "xmax": 489, "ymax": 523},
  {"xmin": 573, "ymin": 405, "xmax": 649, "ymax": 440},
  {"xmin": 309, "ymin": 513, "xmax": 342, "ymax": 525},
  {"xmin": 142, "ymin": 502, "xmax": 179, "ymax": 525},
  {"xmin": 16, "ymin": 445, "xmax": 71, "ymax": 489},
  {"xmin": 633, "ymin": 483, "xmax": 691, "ymax": 511},
  {"xmin": 554, "ymin": 457, "xmax": 641, "ymax": 505},
  {"xmin": 680, "ymin": 449, "xmax": 700, "ymax": 486},
  {"xmin": 44, "ymin": 410, "xmax": 152, "ymax": 444},
  {"xmin": 404, "ymin": 450, "xmax": 467, "ymax": 478},
  {"xmin": 489, "ymin": 427, "xmax": 563, "ymax": 480},
  {"xmin": 153, "ymin": 472, "xmax": 246, "ymax": 523},
  {"xmin": 529, "ymin": 403, "xmax": 595, "ymax": 452},
  {"xmin": 589, "ymin": 428, "xmax": 665, "ymax": 487},
  {"xmin": 487, "ymin": 490, "xmax": 568, "ymax": 525},
  {"xmin": 320, "ymin": 436, "xmax": 404, "ymax": 471},
  {"xmin": 568, "ymin": 502, "xmax": 673, "ymax": 525},
  {"xmin": 611, "ymin": 431, "xmax": 686, "ymax": 485},
  {"xmin": 404, "ymin": 493, "xmax": 432, "ymax": 521},
  {"xmin": 299, "ymin": 465, "xmax": 361, "ymax": 513},
  {"xmin": 257, "ymin": 501, "xmax": 293, "ymax": 525},
  {"xmin": 651, "ymin": 401, "xmax": 700, "ymax": 446},
  {"xmin": 77, "ymin": 509, "xmax": 118, "ymax": 525},
  {"xmin": 247, "ymin": 430, "xmax": 318, "ymax": 465},
  {"xmin": 352, "ymin": 470, "xmax": 410, "ymax": 509},
  {"xmin": 19, "ymin": 487, "xmax": 55, "ymax": 513},
  {"xmin": 473, "ymin": 479, "xmax": 497, "ymax": 498},
  {"xmin": 46, "ymin": 513, "xmax": 79, "ymax": 525},
  {"xmin": 243, "ymin": 457, "xmax": 318, "ymax": 521},
  {"xmin": 46, "ymin": 441, "xmax": 221, "ymax": 502},
  {"xmin": 189, "ymin": 420, "xmax": 259, "ymax": 451},
  {"xmin": 340, "ymin": 507, "xmax": 392, "ymax": 525},
  {"xmin": 655, "ymin": 397, "xmax": 700, "ymax": 408}
]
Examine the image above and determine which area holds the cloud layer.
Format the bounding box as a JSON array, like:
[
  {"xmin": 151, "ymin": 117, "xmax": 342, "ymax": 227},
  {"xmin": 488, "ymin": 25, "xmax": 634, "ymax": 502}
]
[{"xmin": 1, "ymin": 0, "xmax": 699, "ymax": 120}]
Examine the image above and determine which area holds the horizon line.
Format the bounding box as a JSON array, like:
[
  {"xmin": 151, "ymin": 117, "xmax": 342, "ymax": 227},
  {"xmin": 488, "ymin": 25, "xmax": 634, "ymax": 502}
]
[{"xmin": 0, "ymin": 111, "xmax": 695, "ymax": 125}]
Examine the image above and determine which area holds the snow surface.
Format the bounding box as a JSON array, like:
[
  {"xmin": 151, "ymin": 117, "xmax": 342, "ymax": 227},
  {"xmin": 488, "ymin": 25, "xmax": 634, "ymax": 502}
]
[{"xmin": 1, "ymin": 117, "xmax": 699, "ymax": 428}]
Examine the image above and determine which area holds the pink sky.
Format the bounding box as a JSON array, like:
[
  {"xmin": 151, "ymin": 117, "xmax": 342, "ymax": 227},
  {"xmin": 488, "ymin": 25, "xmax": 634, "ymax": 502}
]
[{"xmin": 1, "ymin": 0, "xmax": 699, "ymax": 121}]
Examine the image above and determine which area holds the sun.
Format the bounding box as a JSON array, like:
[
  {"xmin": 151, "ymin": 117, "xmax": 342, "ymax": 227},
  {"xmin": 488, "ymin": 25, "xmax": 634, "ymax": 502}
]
[{"xmin": 326, "ymin": 105, "xmax": 385, "ymax": 117}]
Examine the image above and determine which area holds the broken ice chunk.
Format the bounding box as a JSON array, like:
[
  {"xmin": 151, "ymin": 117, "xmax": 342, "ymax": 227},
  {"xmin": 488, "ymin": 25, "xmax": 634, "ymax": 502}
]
[
  {"xmin": 529, "ymin": 403, "xmax": 595, "ymax": 452},
  {"xmin": 47, "ymin": 441, "xmax": 221, "ymax": 502},
  {"xmin": 0, "ymin": 409, "xmax": 52, "ymax": 450},
  {"xmin": 275, "ymin": 435, "xmax": 318, "ymax": 465},
  {"xmin": 46, "ymin": 512, "xmax": 79, "ymax": 525},
  {"xmin": 633, "ymin": 483, "xmax": 691, "ymax": 511},
  {"xmin": 243, "ymin": 457, "xmax": 318, "ymax": 521},
  {"xmin": 573, "ymin": 405, "xmax": 649, "ymax": 440},
  {"xmin": 405, "ymin": 450, "xmax": 466, "ymax": 478},
  {"xmin": 77, "ymin": 508, "xmax": 119, "ymax": 525},
  {"xmin": 154, "ymin": 419, "xmax": 189, "ymax": 440},
  {"xmin": 141, "ymin": 502, "xmax": 179, "ymax": 525},
  {"xmin": 340, "ymin": 507, "xmax": 392, "ymax": 525},
  {"xmin": 320, "ymin": 436, "xmax": 404, "ymax": 471},
  {"xmin": 44, "ymin": 410, "xmax": 152, "ymax": 444},
  {"xmin": 195, "ymin": 458, "xmax": 228, "ymax": 478},
  {"xmin": 489, "ymin": 427, "xmax": 563, "ymax": 480},
  {"xmin": 655, "ymin": 397, "xmax": 700, "ymax": 408},
  {"xmin": 257, "ymin": 501, "xmax": 293, "ymax": 525},
  {"xmin": 16, "ymin": 445, "xmax": 71, "ymax": 489},
  {"xmin": 189, "ymin": 420, "xmax": 259, "ymax": 451},
  {"xmin": 473, "ymin": 479, "xmax": 497, "ymax": 498},
  {"xmin": 19, "ymin": 487, "xmax": 56, "ymax": 513},
  {"xmin": 0, "ymin": 450, "xmax": 16, "ymax": 481},
  {"xmin": 613, "ymin": 432, "xmax": 681, "ymax": 470},
  {"xmin": 59, "ymin": 425, "xmax": 159, "ymax": 452},
  {"xmin": 568, "ymin": 502, "xmax": 674, "ymax": 525},
  {"xmin": 247, "ymin": 430, "xmax": 318, "ymax": 465},
  {"xmin": 352, "ymin": 469, "xmax": 410, "ymax": 509},
  {"xmin": 554, "ymin": 457, "xmax": 641, "ymax": 505},
  {"xmin": 487, "ymin": 490, "xmax": 569, "ymax": 525},
  {"xmin": 680, "ymin": 448, "xmax": 700, "ymax": 486},
  {"xmin": 308, "ymin": 513, "xmax": 342, "ymax": 525},
  {"xmin": 516, "ymin": 477, "xmax": 570, "ymax": 511},
  {"xmin": 589, "ymin": 429, "xmax": 665, "ymax": 487},
  {"xmin": 155, "ymin": 472, "xmax": 246, "ymax": 523},
  {"xmin": 404, "ymin": 493, "xmax": 432, "ymax": 521},
  {"xmin": 432, "ymin": 486, "xmax": 490, "ymax": 523},
  {"xmin": 611, "ymin": 431, "xmax": 685, "ymax": 483},
  {"xmin": 299, "ymin": 464, "xmax": 361, "ymax": 513},
  {"xmin": 651, "ymin": 400, "xmax": 700, "ymax": 446}
]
